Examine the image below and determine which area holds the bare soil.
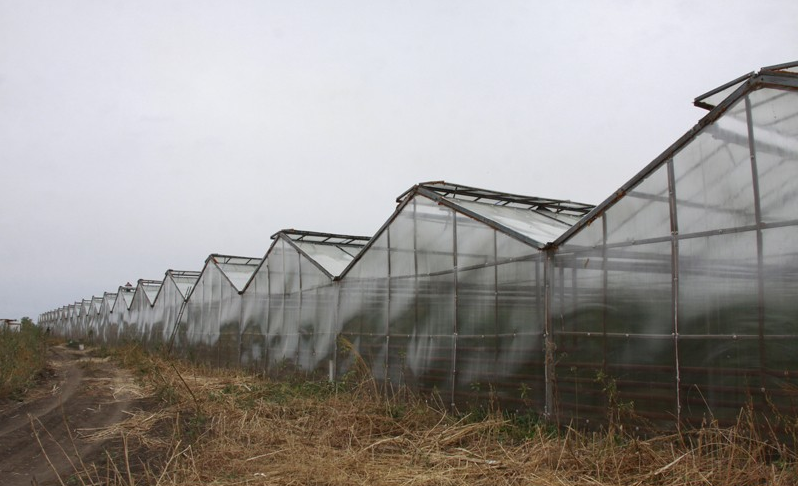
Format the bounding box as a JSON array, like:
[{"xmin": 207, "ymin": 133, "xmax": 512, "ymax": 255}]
[{"xmin": 0, "ymin": 344, "xmax": 150, "ymax": 486}]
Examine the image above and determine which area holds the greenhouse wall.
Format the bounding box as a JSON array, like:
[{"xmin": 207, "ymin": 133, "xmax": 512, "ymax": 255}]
[
  {"xmin": 548, "ymin": 72, "xmax": 797, "ymax": 427},
  {"xmin": 109, "ymin": 285, "xmax": 135, "ymax": 345},
  {"xmin": 96, "ymin": 292, "xmax": 116, "ymax": 344},
  {"xmin": 337, "ymin": 193, "xmax": 558, "ymax": 410},
  {"xmin": 40, "ymin": 62, "xmax": 796, "ymax": 429},
  {"xmin": 182, "ymin": 255, "xmax": 260, "ymax": 367},
  {"xmin": 239, "ymin": 231, "xmax": 369, "ymax": 374},
  {"xmin": 150, "ymin": 271, "xmax": 199, "ymax": 352}
]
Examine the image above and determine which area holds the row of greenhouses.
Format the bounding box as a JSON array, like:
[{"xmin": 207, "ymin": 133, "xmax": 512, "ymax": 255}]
[{"xmin": 40, "ymin": 62, "xmax": 798, "ymax": 428}]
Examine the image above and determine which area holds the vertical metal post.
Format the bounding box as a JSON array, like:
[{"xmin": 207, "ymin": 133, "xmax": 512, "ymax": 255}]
[
  {"xmin": 265, "ymin": 260, "xmax": 272, "ymax": 371},
  {"xmin": 543, "ymin": 249, "xmax": 554, "ymax": 419},
  {"xmin": 451, "ymin": 210, "xmax": 459, "ymax": 410},
  {"xmin": 385, "ymin": 224, "xmax": 392, "ymax": 389},
  {"xmin": 745, "ymin": 94, "xmax": 767, "ymax": 393},
  {"xmin": 280, "ymin": 241, "xmax": 287, "ymax": 363},
  {"xmin": 331, "ymin": 282, "xmax": 342, "ymax": 382},
  {"xmin": 571, "ymin": 266, "xmax": 578, "ymax": 350},
  {"xmin": 601, "ymin": 215, "xmax": 608, "ymax": 372},
  {"xmin": 237, "ymin": 284, "xmax": 244, "ymax": 369},
  {"xmin": 297, "ymin": 250, "xmax": 303, "ymax": 368},
  {"xmin": 667, "ymin": 159, "xmax": 681, "ymax": 426},
  {"xmin": 493, "ymin": 231, "xmax": 499, "ymax": 368},
  {"xmin": 413, "ymin": 199, "xmax": 418, "ymax": 319}
]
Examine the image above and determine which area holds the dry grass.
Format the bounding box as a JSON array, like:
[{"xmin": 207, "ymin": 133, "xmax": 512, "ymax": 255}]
[
  {"xmin": 0, "ymin": 320, "xmax": 48, "ymax": 400},
  {"xmin": 63, "ymin": 345, "xmax": 797, "ymax": 486}
]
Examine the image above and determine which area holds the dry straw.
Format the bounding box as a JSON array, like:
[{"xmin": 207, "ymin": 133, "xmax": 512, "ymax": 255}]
[{"xmin": 43, "ymin": 345, "xmax": 797, "ymax": 486}]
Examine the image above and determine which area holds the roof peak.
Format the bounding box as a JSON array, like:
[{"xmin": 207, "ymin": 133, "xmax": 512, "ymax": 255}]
[{"xmin": 398, "ymin": 181, "xmax": 594, "ymax": 217}]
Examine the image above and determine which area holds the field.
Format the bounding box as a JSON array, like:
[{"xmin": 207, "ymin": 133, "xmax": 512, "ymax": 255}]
[
  {"xmin": 1, "ymin": 341, "xmax": 796, "ymax": 486},
  {"xmin": 0, "ymin": 319, "xmax": 48, "ymax": 400}
]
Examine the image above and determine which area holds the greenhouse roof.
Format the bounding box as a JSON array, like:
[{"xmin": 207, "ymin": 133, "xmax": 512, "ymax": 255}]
[
  {"xmin": 118, "ymin": 286, "xmax": 135, "ymax": 308},
  {"xmin": 138, "ymin": 279, "xmax": 162, "ymax": 305},
  {"xmin": 91, "ymin": 296, "xmax": 103, "ymax": 312},
  {"xmin": 209, "ymin": 254, "xmax": 263, "ymax": 291},
  {"xmin": 400, "ymin": 181, "xmax": 594, "ymax": 216},
  {"xmin": 694, "ymin": 61, "xmax": 797, "ymax": 110},
  {"xmin": 165, "ymin": 270, "xmax": 201, "ymax": 298},
  {"xmin": 553, "ymin": 61, "xmax": 798, "ymax": 248},
  {"xmin": 404, "ymin": 181, "xmax": 594, "ymax": 248},
  {"xmin": 274, "ymin": 230, "xmax": 371, "ymax": 278}
]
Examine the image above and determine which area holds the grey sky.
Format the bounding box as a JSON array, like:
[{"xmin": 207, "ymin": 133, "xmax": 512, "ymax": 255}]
[{"xmin": 0, "ymin": 0, "xmax": 796, "ymax": 320}]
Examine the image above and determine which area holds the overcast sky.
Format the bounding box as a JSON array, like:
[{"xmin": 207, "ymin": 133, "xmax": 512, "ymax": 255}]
[{"xmin": 1, "ymin": 0, "xmax": 797, "ymax": 320}]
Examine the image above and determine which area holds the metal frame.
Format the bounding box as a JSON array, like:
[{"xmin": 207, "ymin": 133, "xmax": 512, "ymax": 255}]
[
  {"xmin": 547, "ymin": 62, "xmax": 797, "ymax": 426},
  {"xmin": 550, "ymin": 65, "xmax": 798, "ymax": 251},
  {"xmin": 397, "ymin": 181, "xmax": 594, "ymax": 216}
]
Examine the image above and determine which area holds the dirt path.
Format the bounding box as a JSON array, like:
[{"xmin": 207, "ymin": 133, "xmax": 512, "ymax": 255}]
[{"xmin": 0, "ymin": 344, "xmax": 149, "ymax": 486}]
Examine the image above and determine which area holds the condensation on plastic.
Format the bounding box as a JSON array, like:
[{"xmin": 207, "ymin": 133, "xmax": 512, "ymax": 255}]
[
  {"xmin": 552, "ymin": 89, "xmax": 798, "ymax": 427},
  {"xmin": 39, "ymin": 84, "xmax": 797, "ymax": 429}
]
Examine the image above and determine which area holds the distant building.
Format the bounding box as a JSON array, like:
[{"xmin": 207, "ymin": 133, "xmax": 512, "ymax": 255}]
[{"xmin": 1, "ymin": 319, "xmax": 21, "ymax": 332}]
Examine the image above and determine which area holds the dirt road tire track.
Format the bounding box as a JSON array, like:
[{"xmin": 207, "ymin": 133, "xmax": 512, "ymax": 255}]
[{"xmin": 0, "ymin": 345, "xmax": 148, "ymax": 486}]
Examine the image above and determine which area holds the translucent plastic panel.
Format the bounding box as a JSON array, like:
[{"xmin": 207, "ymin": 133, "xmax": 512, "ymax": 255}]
[
  {"xmin": 456, "ymin": 265, "xmax": 496, "ymax": 339},
  {"xmin": 294, "ymin": 241, "xmax": 356, "ymax": 277},
  {"xmin": 455, "ymin": 213, "xmax": 495, "ymax": 268},
  {"xmin": 762, "ymin": 225, "xmax": 798, "ymax": 330},
  {"xmin": 297, "ymin": 286, "xmax": 319, "ymax": 372},
  {"xmin": 349, "ymin": 232, "xmax": 389, "ymax": 280},
  {"xmin": 268, "ymin": 241, "xmax": 285, "ymax": 295},
  {"xmin": 678, "ymin": 232, "xmax": 758, "ymax": 336},
  {"xmin": 553, "ymin": 240, "xmax": 674, "ymax": 424},
  {"xmin": 757, "ymin": 226, "xmax": 797, "ymax": 421},
  {"xmin": 299, "ymin": 285, "xmax": 338, "ymax": 374},
  {"xmin": 403, "ymin": 335, "xmax": 453, "ymax": 402},
  {"xmin": 299, "ymin": 252, "xmax": 330, "ymax": 291},
  {"xmin": 172, "ymin": 276, "xmax": 198, "ymax": 299},
  {"xmin": 496, "ymin": 230, "xmax": 540, "ymax": 260},
  {"xmin": 337, "ymin": 273, "xmax": 388, "ymax": 376},
  {"xmin": 283, "ymin": 244, "xmax": 300, "ymax": 295},
  {"xmin": 387, "ymin": 278, "xmax": 416, "ymax": 385},
  {"xmin": 298, "ymin": 257, "xmax": 336, "ymax": 373},
  {"xmin": 749, "ymin": 89, "xmax": 798, "ymax": 223},
  {"xmin": 143, "ymin": 286, "xmax": 160, "ymax": 304},
  {"xmin": 605, "ymin": 164, "xmax": 671, "ymax": 244},
  {"xmin": 411, "ymin": 272, "xmax": 456, "ymax": 339},
  {"xmin": 454, "ymin": 264, "xmax": 545, "ymax": 409},
  {"xmin": 189, "ymin": 268, "xmax": 223, "ymax": 365},
  {"xmin": 148, "ymin": 296, "xmax": 164, "ymax": 348},
  {"xmin": 674, "ymin": 99, "xmax": 756, "ymax": 235},
  {"xmin": 240, "ymin": 266, "xmax": 269, "ymax": 369},
  {"xmin": 678, "ymin": 232, "xmax": 758, "ymax": 424},
  {"xmin": 217, "ymin": 262, "xmax": 259, "ymax": 291},
  {"xmin": 388, "ymin": 202, "xmax": 416, "ymax": 278},
  {"xmin": 218, "ymin": 280, "xmax": 241, "ymax": 368},
  {"xmin": 679, "ymin": 334, "xmax": 760, "ymax": 425},
  {"xmin": 414, "ymin": 197, "xmax": 455, "ymax": 275},
  {"xmin": 456, "ymin": 200, "xmax": 574, "ymax": 247},
  {"xmin": 282, "ymin": 282, "xmax": 301, "ymax": 367},
  {"xmin": 381, "ymin": 272, "xmax": 456, "ymax": 400}
]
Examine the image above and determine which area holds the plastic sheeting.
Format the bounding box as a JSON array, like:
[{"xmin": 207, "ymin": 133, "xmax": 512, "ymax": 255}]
[{"xmin": 40, "ymin": 64, "xmax": 797, "ymax": 428}]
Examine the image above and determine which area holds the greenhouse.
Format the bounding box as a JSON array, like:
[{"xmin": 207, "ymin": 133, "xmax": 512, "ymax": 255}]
[
  {"xmin": 39, "ymin": 62, "xmax": 797, "ymax": 427},
  {"xmin": 125, "ymin": 279, "xmax": 160, "ymax": 343},
  {"xmin": 335, "ymin": 181, "xmax": 594, "ymax": 413},
  {"xmin": 108, "ymin": 284, "xmax": 135, "ymax": 344},
  {"xmin": 93, "ymin": 291, "xmax": 117, "ymax": 343},
  {"xmin": 547, "ymin": 61, "xmax": 798, "ymax": 426},
  {"xmin": 179, "ymin": 254, "xmax": 262, "ymax": 367},
  {"xmin": 240, "ymin": 230, "xmax": 371, "ymax": 373},
  {"xmin": 148, "ymin": 270, "xmax": 200, "ymax": 349}
]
